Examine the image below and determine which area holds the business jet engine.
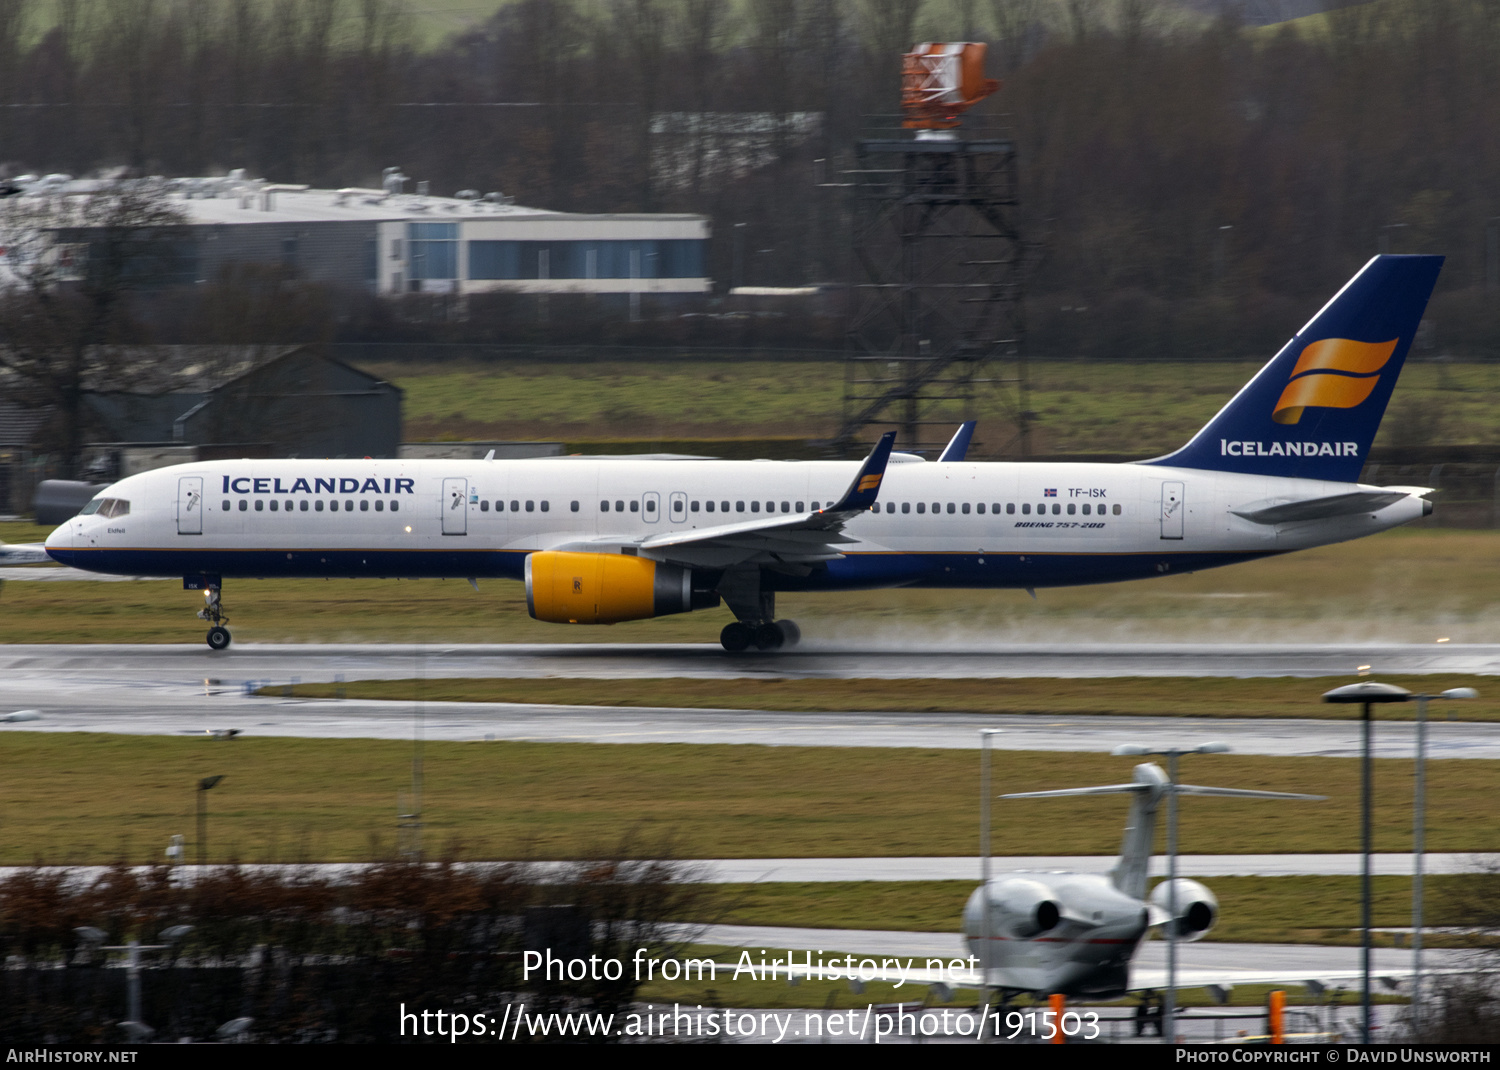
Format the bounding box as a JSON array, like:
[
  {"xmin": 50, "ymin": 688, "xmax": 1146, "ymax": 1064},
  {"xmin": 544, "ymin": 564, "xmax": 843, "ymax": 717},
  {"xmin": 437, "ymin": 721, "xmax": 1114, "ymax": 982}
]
[
  {"xmin": 1149, "ymin": 878, "xmax": 1219, "ymax": 942},
  {"xmin": 972, "ymin": 877, "xmax": 1065, "ymax": 939},
  {"xmin": 525, "ymin": 551, "xmax": 719, "ymax": 624}
]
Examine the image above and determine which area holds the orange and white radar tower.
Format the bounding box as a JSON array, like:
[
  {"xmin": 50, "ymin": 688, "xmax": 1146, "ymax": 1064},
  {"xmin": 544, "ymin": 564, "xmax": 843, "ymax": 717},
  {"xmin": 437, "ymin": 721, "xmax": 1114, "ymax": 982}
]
[{"xmin": 901, "ymin": 42, "xmax": 1000, "ymax": 131}]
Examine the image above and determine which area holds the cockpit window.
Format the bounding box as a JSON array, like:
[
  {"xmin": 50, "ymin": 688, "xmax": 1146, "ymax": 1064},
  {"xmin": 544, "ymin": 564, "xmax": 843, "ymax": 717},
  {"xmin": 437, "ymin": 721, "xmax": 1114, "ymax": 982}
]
[{"xmin": 90, "ymin": 498, "xmax": 130, "ymax": 518}]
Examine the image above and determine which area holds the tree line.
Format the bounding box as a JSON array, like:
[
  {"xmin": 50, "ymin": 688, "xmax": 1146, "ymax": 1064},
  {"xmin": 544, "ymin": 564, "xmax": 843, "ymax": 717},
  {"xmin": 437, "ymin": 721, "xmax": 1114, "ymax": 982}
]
[{"xmin": 1, "ymin": 0, "xmax": 1499, "ymax": 359}]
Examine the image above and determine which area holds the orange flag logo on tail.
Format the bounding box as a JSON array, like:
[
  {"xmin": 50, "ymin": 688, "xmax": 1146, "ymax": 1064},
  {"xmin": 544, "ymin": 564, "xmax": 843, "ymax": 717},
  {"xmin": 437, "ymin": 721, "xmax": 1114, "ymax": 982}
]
[{"xmin": 1271, "ymin": 338, "xmax": 1399, "ymax": 425}]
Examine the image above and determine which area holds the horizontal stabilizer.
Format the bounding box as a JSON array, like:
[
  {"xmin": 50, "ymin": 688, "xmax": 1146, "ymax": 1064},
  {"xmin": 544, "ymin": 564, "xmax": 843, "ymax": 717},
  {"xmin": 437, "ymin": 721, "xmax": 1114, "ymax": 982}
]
[
  {"xmin": 1177, "ymin": 784, "xmax": 1325, "ymax": 801},
  {"xmin": 1231, "ymin": 491, "xmax": 1413, "ymax": 525},
  {"xmin": 1001, "ymin": 782, "xmax": 1150, "ymax": 800}
]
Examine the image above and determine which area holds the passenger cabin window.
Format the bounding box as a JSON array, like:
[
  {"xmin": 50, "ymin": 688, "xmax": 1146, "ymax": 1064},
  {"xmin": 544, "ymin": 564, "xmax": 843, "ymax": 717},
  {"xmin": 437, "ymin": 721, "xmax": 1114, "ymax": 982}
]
[
  {"xmin": 301, "ymin": 500, "xmax": 309, "ymax": 512},
  {"xmin": 629, "ymin": 501, "xmax": 638, "ymax": 513},
  {"xmin": 239, "ymin": 500, "xmax": 248, "ymax": 512},
  {"xmin": 1067, "ymin": 504, "xmax": 1076, "ymax": 515},
  {"xmin": 481, "ymin": 500, "xmax": 489, "ymax": 512},
  {"xmin": 1006, "ymin": 503, "xmax": 1015, "ymax": 514},
  {"xmin": 526, "ymin": 501, "xmax": 535, "ymax": 512},
  {"xmin": 601, "ymin": 501, "xmax": 610, "ymax": 511},
  {"xmin": 1112, "ymin": 504, "xmax": 1121, "ymax": 515},
  {"xmin": 885, "ymin": 502, "xmax": 895, "ymax": 514},
  {"xmin": 902, "ymin": 503, "xmax": 910, "ymax": 514},
  {"xmin": 330, "ymin": 501, "xmax": 339, "ymax": 512},
  {"xmin": 571, "ymin": 501, "xmax": 579, "ymax": 512},
  {"xmin": 1022, "ymin": 503, "xmax": 1030, "ymax": 515},
  {"xmin": 541, "ymin": 501, "xmax": 550, "ymax": 512},
  {"xmin": 917, "ymin": 503, "xmax": 926, "ymax": 514},
  {"xmin": 644, "ymin": 500, "xmax": 653, "ymax": 513},
  {"xmin": 315, "ymin": 501, "xmax": 324, "ymax": 512}
]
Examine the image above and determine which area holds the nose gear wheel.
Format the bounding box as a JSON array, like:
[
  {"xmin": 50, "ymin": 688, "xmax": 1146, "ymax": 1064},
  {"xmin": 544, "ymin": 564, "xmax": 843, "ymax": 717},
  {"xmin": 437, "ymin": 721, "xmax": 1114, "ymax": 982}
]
[{"xmin": 197, "ymin": 585, "xmax": 232, "ymax": 650}]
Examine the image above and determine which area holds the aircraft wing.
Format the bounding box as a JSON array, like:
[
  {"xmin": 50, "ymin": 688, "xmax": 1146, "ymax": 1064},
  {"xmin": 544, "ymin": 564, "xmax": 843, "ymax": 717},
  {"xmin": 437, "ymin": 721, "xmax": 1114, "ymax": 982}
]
[
  {"xmin": 547, "ymin": 433, "xmax": 896, "ymax": 570},
  {"xmin": 0, "ymin": 542, "xmax": 51, "ymax": 565}
]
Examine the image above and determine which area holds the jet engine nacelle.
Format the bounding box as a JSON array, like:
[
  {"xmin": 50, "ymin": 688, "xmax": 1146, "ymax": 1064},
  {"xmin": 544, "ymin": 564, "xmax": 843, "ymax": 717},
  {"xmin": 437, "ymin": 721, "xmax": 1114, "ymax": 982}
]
[
  {"xmin": 525, "ymin": 551, "xmax": 719, "ymax": 624},
  {"xmin": 1149, "ymin": 878, "xmax": 1218, "ymax": 942},
  {"xmin": 979, "ymin": 877, "xmax": 1064, "ymax": 939}
]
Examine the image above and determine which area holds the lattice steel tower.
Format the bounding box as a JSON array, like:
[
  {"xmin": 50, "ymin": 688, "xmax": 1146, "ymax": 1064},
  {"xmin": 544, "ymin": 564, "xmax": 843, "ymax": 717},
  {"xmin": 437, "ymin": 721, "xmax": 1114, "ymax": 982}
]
[{"xmin": 834, "ymin": 43, "xmax": 1030, "ymax": 457}]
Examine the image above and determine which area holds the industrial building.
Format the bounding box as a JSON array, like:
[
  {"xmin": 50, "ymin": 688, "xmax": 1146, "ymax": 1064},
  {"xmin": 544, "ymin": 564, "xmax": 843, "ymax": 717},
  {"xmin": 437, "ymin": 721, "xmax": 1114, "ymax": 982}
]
[{"xmin": 14, "ymin": 170, "xmax": 711, "ymax": 298}]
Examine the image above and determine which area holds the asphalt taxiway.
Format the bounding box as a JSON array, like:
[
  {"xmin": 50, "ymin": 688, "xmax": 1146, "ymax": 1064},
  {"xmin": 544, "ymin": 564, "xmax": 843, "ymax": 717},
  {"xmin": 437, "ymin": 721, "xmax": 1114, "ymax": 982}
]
[{"xmin": 5, "ymin": 642, "xmax": 1500, "ymax": 755}]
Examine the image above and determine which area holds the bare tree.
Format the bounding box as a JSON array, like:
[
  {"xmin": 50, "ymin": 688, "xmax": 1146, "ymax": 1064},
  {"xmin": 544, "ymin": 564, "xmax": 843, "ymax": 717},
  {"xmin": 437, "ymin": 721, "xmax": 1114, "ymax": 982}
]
[{"xmin": 0, "ymin": 179, "xmax": 188, "ymax": 476}]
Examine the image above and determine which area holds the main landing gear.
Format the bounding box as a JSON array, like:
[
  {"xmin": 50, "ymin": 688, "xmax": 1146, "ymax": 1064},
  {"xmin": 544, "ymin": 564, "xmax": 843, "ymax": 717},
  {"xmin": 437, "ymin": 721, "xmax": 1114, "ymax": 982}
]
[
  {"xmin": 197, "ymin": 584, "xmax": 232, "ymax": 650},
  {"xmin": 719, "ymin": 618, "xmax": 800, "ymax": 653},
  {"xmin": 715, "ymin": 571, "xmax": 800, "ymax": 652}
]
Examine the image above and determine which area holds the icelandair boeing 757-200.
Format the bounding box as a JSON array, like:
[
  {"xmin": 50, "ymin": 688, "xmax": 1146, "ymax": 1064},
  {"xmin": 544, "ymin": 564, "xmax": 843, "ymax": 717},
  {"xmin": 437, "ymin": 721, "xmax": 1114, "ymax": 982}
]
[{"xmin": 42, "ymin": 254, "xmax": 1443, "ymax": 651}]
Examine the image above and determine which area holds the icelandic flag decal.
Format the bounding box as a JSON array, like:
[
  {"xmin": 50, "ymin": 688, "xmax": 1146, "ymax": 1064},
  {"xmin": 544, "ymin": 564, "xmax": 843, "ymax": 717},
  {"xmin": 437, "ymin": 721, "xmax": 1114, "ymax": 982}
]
[{"xmin": 1044, "ymin": 488, "xmax": 1057, "ymax": 497}]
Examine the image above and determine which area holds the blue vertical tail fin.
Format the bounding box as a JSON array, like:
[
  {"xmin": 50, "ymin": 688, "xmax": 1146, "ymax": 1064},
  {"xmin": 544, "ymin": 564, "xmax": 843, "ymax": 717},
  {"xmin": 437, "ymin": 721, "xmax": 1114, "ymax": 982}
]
[{"xmin": 1146, "ymin": 254, "xmax": 1443, "ymax": 482}]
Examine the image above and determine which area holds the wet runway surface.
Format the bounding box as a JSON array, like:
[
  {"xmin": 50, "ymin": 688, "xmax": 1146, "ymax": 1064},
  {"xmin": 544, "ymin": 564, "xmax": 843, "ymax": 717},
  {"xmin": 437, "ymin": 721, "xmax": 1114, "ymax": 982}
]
[
  {"xmin": 5, "ymin": 642, "xmax": 1500, "ymax": 755},
  {"xmin": 5, "ymin": 639, "xmax": 1498, "ymax": 683}
]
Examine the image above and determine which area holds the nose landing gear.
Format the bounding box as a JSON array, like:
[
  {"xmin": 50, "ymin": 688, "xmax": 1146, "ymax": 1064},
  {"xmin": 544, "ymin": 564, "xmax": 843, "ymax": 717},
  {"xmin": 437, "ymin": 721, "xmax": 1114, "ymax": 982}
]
[{"xmin": 197, "ymin": 585, "xmax": 231, "ymax": 650}]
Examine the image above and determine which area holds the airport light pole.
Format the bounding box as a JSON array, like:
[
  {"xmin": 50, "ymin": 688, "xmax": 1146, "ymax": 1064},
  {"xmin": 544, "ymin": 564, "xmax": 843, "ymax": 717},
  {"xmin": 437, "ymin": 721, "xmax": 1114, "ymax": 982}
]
[
  {"xmin": 978, "ymin": 728, "xmax": 1003, "ymax": 1042},
  {"xmin": 1323, "ymin": 683, "xmax": 1478, "ymax": 1037},
  {"xmin": 196, "ymin": 775, "xmax": 224, "ymax": 870},
  {"xmin": 1409, "ymin": 687, "xmax": 1476, "ymax": 1034},
  {"xmin": 1112, "ymin": 741, "xmax": 1231, "ymax": 1044},
  {"xmin": 1322, "ymin": 681, "xmax": 1413, "ymax": 1043}
]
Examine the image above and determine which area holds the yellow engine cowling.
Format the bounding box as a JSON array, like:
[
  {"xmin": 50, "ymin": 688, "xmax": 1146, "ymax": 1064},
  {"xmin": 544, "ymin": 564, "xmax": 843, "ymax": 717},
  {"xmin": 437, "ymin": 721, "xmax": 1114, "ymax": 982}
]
[{"xmin": 525, "ymin": 551, "xmax": 714, "ymax": 624}]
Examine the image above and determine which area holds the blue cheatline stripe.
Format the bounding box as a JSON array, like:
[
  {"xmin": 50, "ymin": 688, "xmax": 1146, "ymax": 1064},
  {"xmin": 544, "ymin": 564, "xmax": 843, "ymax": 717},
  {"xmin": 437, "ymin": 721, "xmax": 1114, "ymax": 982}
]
[{"xmin": 50, "ymin": 546, "xmax": 1277, "ymax": 591}]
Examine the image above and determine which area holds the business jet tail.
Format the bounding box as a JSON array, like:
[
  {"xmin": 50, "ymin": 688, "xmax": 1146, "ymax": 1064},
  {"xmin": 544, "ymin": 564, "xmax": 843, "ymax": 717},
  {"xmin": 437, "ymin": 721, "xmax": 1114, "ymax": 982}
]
[
  {"xmin": 1003, "ymin": 763, "xmax": 1323, "ymax": 900},
  {"xmin": 1147, "ymin": 254, "xmax": 1443, "ymax": 483}
]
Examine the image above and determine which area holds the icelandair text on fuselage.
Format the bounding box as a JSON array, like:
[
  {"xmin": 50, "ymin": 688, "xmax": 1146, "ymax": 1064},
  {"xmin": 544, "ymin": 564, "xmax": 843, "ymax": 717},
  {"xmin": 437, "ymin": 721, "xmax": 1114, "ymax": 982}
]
[
  {"xmin": 222, "ymin": 476, "xmax": 415, "ymax": 496},
  {"xmin": 1178, "ymin": 1052, "xmax": 1491, "ymax": 1063},
  {"xmin": 1221, "ymin": 439, "xmax": 1360, "ymax": 458}
]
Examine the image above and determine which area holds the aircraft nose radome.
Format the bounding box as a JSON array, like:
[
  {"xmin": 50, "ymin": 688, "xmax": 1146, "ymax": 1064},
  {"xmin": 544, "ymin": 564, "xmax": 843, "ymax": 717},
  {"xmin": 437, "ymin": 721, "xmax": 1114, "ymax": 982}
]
[{"xmin": 44, "ymin": 523, "xmax": 73, "ymax": 561}]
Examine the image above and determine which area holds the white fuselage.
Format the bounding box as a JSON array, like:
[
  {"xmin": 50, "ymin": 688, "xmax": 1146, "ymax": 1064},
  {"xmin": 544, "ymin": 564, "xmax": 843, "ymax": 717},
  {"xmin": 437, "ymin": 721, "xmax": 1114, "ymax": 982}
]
[{"xmin": 44, "ymin": 456, "xmax": 1426, "ymax": 591}]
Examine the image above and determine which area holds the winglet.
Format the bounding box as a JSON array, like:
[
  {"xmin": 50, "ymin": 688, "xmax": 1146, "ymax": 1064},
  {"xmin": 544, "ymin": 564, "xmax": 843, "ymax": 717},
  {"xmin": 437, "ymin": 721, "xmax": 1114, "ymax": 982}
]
[
  {"xmin": 937, "ymin": 421, "xmax": 976, "ymax": 462},
  {"xmin": 825, "ymin": 432, "xmax": 897, "ymax": 515}
]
